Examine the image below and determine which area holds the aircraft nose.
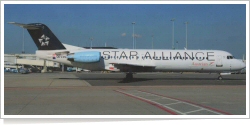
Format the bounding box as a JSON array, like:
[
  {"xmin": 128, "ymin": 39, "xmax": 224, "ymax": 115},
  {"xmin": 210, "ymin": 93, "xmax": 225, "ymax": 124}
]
[
  {"xmin": 233, "ymin": 59, "xmax": 246, "ymax": 70},
  {"xmin": 237, "ymin": 59, "xmax": 246, "ymax": 69},
  {"xmin": 241, "ymin": 61, "xmax": 246, "ymax": 69}
]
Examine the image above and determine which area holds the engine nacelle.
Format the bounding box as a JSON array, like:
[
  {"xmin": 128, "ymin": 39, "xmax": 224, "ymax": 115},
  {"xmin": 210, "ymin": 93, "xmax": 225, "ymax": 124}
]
[{"xmin": 67, "ymin": 51, "xmax": 101, "ymax": 63}]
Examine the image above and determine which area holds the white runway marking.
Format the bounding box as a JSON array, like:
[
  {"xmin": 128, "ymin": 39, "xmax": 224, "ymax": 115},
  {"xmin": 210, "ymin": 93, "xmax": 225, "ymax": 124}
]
[
  {"xmin": 116, "ymin": 89, "xmax": 229, "ymax": 115},
  {"xmin": 81, "ymin": 80, "xmax": 92, "ymax": 86}
]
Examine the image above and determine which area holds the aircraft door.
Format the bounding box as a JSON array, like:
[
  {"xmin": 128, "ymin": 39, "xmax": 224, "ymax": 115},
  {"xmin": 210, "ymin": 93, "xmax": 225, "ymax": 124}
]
[{"xmin": 216, "ymin": 55, "xmax": 223, "ymax": 67}]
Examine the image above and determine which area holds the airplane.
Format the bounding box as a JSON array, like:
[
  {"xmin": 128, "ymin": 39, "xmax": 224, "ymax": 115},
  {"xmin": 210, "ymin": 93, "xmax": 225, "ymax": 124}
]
[{"xmin": 8, "ymin": 22, "xmax": 246, "ymax": 80}]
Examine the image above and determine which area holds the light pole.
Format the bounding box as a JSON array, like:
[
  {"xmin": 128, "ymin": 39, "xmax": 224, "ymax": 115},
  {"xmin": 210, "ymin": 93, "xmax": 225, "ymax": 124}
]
[
  {"xmin": 171, "ymin": 18, "xmax": 175, "ymax": 50},
  {"xmin": 22, "ymin": 28, "xmax": 25, "ymax": 53},
  {"xmin": 151, "ymin": 35, "xmax": 154, "ymax": 49},
  {"xmin": 176, "ymin": 41, "xmax": 178, "ymax": 49},
  {"xmin": 90, "ymin": 37, "xmax": 94, "ymax": 49},
  {"xmin": 184, "ymin": 22, "xmax": 189, "ymax": 49},
  {"xmin": 132, "ymin": 22, "xmax": 135, "ymax": 49},
  {"xmin": 135, "ymin": 35, "xmax": 137, "ymax": 49}
]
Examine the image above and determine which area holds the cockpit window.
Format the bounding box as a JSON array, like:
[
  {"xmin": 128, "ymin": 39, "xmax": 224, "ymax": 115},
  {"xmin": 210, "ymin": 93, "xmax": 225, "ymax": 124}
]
[{"xmin": 227, "ymin": 56, "xmax": 234, "ymax": 59}]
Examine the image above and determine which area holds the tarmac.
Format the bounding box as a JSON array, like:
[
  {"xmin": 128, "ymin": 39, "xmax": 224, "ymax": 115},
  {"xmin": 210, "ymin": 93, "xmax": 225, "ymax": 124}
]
[{"xmin": 3, "ymin": 72, "xmax": 246, "ymax": 117}]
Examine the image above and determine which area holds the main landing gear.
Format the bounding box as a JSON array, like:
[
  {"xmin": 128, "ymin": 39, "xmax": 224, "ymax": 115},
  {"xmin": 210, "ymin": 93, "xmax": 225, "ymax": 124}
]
[
  {"xmin": 125, "ymin": 72, "xmax": 133, "ymax": 80},
  {"xmin": 218, "ymin": 75, "xmax": 223, "ymax": 80}
]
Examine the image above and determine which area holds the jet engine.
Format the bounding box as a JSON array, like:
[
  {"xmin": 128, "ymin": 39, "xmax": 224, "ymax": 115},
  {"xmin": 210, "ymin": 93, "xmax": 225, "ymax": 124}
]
[{"xmin": 67, "ymin": 51, "xmax": 101, "ymax": 63}]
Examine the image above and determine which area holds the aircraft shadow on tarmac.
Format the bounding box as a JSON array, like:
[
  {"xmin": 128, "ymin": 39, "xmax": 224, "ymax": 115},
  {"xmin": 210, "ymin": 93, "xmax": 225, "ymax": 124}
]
[{"xmin": 59, "ymin": 77, "xmax": 246, "ymax": 86}]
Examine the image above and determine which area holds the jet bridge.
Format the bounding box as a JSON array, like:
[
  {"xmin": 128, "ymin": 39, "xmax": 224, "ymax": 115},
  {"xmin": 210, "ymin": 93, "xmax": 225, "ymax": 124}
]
[{"xmin": 16, "ymin": 59, "xmax": 59, "ymax": 67}]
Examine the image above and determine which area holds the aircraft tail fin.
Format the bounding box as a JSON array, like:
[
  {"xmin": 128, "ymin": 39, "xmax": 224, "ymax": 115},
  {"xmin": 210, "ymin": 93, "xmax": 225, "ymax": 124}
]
[{"xmin": 8, "ymin": 22, "xmax": 66, "ymax": 50}]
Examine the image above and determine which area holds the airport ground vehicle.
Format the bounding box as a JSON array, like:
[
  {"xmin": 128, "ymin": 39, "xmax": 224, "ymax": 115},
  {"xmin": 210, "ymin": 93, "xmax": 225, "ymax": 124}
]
[
  {"xmin": 8, "ymin": 68, "xmax": 18, "ymax": 73},
  {"xmin": 19, "ymin": 68, "xmax": 29, "ymax": 74}
]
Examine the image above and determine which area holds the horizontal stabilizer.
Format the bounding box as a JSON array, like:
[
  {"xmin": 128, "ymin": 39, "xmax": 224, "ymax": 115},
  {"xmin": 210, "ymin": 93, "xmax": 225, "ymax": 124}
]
[{"xmin": 8, "ymin": 22, "xmax": 41, "ymax": 29}]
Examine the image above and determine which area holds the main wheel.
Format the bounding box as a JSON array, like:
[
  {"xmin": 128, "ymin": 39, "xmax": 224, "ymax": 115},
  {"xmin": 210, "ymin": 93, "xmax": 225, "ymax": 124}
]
[
  {"xmin": 126, "ymin": 73, "xmax": 133, "ymax": 79},
  {"xmin": 218, "ymin": 76, "xmax": 223, "ymax": 80}
]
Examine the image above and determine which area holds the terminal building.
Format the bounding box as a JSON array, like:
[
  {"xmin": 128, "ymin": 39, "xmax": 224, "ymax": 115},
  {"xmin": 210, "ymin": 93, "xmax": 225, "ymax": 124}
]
[{"xmin": 4, "ymin": 54, "xmax": 61, "ymax": 73}]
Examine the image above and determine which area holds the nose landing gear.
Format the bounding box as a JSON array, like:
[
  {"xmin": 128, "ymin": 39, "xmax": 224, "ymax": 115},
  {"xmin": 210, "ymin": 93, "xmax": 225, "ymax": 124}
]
[{"xmin": 218, "ymin": 73, "xmax": 231, "ymax": 80}]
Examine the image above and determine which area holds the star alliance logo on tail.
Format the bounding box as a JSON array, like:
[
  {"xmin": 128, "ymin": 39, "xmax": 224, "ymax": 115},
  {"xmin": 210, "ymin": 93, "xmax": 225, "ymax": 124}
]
[{"xmin": 39, "ymin": 34, "xmax": 50, "ymax": 46}]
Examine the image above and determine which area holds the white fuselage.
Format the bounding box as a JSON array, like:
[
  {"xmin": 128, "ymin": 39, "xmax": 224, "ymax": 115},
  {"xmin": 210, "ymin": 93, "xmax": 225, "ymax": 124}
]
[{"xmin": 36, "ymin": 49, "xmax": 245, "ymax": 73}]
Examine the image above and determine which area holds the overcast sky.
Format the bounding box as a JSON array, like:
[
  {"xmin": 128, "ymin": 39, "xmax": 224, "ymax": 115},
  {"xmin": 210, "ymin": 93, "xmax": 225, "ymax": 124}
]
[{"xmin": 4, "ymin": 3, "xmax": 246, "ymax": 59}]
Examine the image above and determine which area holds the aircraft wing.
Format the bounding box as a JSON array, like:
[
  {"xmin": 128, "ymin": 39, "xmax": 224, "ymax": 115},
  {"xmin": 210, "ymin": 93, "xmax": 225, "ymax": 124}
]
[
  {"xmin": 105, "ymin": 62, "xmax": 156, "ymax": 72},
  {"xmin": 110, "ymin": 62, "xmax": 155, "ymax": 67}
]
